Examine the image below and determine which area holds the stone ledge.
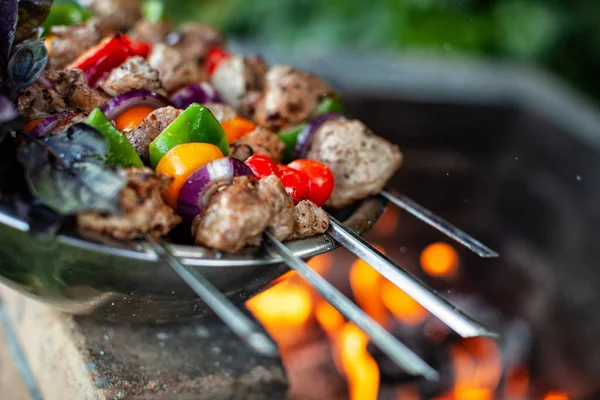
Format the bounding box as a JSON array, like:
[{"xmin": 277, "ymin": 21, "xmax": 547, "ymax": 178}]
[{"xmin": 0, "ymin": 286, "xmax": 287, "ymax": 400}]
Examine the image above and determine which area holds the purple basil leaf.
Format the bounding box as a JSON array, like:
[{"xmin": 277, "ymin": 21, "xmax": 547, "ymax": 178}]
[
  {"xmin": 0, "ymin": 95, "xmax": 18, "ymax": 124},
  {"xmin": 14, "ymin": 0, "xmax": 54, "ymax": 45},
  {"xmin": 17, "ymin": 123, "xmax": 127, "ymax": 215},
  {"xmin": 0, "ymin": 0, "xmax": 18, "ymax": 62},
  {"xmin": 7, "ymin": 39, "xmax": 47, "ymax": 91}
]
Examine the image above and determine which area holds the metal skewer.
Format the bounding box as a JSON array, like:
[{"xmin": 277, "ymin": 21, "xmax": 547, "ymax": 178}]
[
  {"xmin": 264, "ymin": 231, "xmax": 439, "ymax": 381},
  {"xmin": 144, "ymin": 234, "xmax": 279, "ymax": 358},
  {"xmin": 326, "ymin": 215, "xmax": 498, "ymax": 339},
  {"xmin": 380, "ymin": 190, "xmax": 498, "ymax": 258}
]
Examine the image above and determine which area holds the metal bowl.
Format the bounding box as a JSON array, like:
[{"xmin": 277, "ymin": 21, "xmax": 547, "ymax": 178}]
[{"xmin": 0, "ymin": 196, "xmax": 386, "ymax": 323}]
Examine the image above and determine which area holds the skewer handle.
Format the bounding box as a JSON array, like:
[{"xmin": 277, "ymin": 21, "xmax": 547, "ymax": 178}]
[
  {"xmin": 326, "ymin": 215, "xmax": 498, "ymax": 339},
  {"xmin": 145, "ymin": 235, "xmax": 279, "ymax": 359},
  {"xmin": 264, "ymin": 232, "xmax": 439, "ymax": 381},
  {"xmin": 380, "ymin": 190, "xmax": 499, "ymax": 258}
]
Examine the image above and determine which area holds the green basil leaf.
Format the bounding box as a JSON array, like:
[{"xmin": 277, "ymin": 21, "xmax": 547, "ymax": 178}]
[
  {"xmin": 18, "ymin": 123, "xmax": 127, "ymax": 215},
  {"xmin": 7, "ymin": 40, "xmax": 48, "ymax": 92}
]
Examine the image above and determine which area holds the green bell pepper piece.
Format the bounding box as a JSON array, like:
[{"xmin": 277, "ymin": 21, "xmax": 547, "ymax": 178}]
[
  {"xmin": 149, "ymin": 103, "xmax": 229, "ymax": 168},
  {"xmin": 142, "ymin": 0, "xmax": 166, "ymax": 23},
  {"xmin": 86, "ymin": 109, "xmax": 144, "ymax": 168},
  {"xmin": 43, "ymin": 5, "xmax": 93, "ymax": 36},
  {"xmin": 313, "ymin": 95, "xmax": 344, "ymax": 116},
  {"xmin": 278, "ymin": 123, "xmax": 307, "ymax": 163}
]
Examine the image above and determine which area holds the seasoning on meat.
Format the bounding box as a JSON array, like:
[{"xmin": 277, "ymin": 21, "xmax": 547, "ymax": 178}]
[
  {"xmin": 77, "ymin": 167, "xmax": 181, "ymax": 239},
  {"xmin": 148, "ymin": 44, "xmax": 207, "ymax": 93},
  {"xmin": 252, "ymin": 65, "xmax": 334, "ymax": 131},
  {"xmin": 192, "ymin": 176, "xmax": 270, "ymax": 252},
  {"xmin": 230, "ymin": 126, "xmax": 285, "ymax": 163},
  {"xmin": 90, "ymin": 0, "xmax": 141, "ymax": 32},
  {"xmin": 210, "ymin": 56, "xmax": 268, "ymax": 110},
  {"xmin": 125, "ymin": 106, "xmax": 182, "ymax": 163},
  {"xmin": 50, "ymin": 111, "xmax": 89, "ymax": 135},
  {"xmin": 18, "ymin": 69, "xmax": 109, "ymax": 120},
  {"xmin": 171, "ymin": 23, "xmax": 225, "ymax": 62},
  {"xmin": 203, "ymin": 103, "xmax": 237, "ymax": 123},
  {"xmin": 49, "ymin": 19, "xmax": 102, "ymax": 69},
  {"xmin": 99, "ymin": 56, "xmax": 166, "ymax": 97},
  {"xmin": 258, "ymin": 175, "xmax": 294, "ymax": 241},
  {"xmin": 306, "ymin": 119, "xmax": 403, "ymax": 208},
  {"xmin": 129, "ymin": 20, "xmax": 173, "ymax": 44},
  {"xmin": 287, "ymin": 200, "xmax": 330, "ymax": 241}
]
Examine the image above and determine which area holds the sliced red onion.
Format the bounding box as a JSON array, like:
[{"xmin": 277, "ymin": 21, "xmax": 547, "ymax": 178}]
[
  {"xmin": 100, "ymin": 89, "xmax": 172, "ymax": 120},
  {"xmin": 30, "ymin": 110, "xmax": 79, "ymax": 137},
  {"xmin": 293, "ymin": 112, "xmax": 343, "ymax": 159},
  {"xmin": 170, "ymin": 83, "xmax": 222, "ymax": 109},
  {"xmin": 177, "ymin": 157, "xmax": 254, "ymax": 220}
]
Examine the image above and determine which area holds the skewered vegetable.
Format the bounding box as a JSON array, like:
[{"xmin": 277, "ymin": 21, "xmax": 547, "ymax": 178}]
[
  {"xmin": 170, "ymin": 83, "xmax": 221, "ymax": 109},
  {"xmin": 100, "ymin": 89, "xmax": 171, "ymax": 121},
  {"xmin": 287, "ymin": 159, "xmax": 334, "ymax": 207},
  {"xmin": 114, "ymin": 106, "xmax": 155, "ymax": 131},
  {"xmin": 221, "ymin": 117, "xmax": 256, "ymax": 143}
]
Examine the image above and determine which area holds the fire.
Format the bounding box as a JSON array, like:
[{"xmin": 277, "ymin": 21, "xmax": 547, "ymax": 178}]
[
  {"xmin": 350, "ymin": 254, "xmax": 388, "ymax": 325},
  {"xmin": 544, "ymin": 393, "xmax": 569, "ymax": 400},
  {"xmin": 246, "ymin": 279, "xmax": 313, "ymax": 348},
  {"xmin": 450, "ymin": 338, "xmax": 502, "ymax": 400},
  {"xmin": 373, "ymin": 205, "xmax": 400, "ymax": 236},
  {"xmin": 503, "ymin": 367, "xmax": 529, "ymax": 398},
  {"xmin": 315, "ymin": 300, "xmax": 344, "ymax": 339},
  {"xmin": 380, "ymin": 280, "xmax": 428, "ymax": 325},
  {"xmin": 338, "ymin": 323, "xmax": 380, "ymax": 400},
  {"xmin": 420, "ymin": 242, "xmax": 459, "ymax": 278}
]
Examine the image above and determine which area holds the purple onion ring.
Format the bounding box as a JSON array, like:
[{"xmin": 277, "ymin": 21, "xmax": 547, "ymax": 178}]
[
  {"xmin": 177, "ymin": 157, "xmax": 254, "ymax": 221},
  {"xmin": 170, "ymin": 83, "xmax": 222, "ymax": 109},
  {"xmin": 30, "ymin": 110, "xmax": 80, "ymax": 137},
  {"xmin": 293, "ymin": 113, "xmax": 343, "ymax": 159},
  {"xmin": 100, "ymin": 89, "xmax": 172, "ymax": 120}
]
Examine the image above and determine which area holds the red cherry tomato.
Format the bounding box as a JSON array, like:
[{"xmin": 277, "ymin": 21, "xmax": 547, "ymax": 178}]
[
  {"xmin": 245, "ymin": 154, "xmax": 278, "ymax": 179},
  {"xmin": 287, "ymin": 159, "xmax": 335, "ymax": 207},
  {"xmin": 276, "ymin": 165, "xmax": 309, "ymax": 204},
  {"xmin": 206, "ymin": 47, "xmax": 230, "ymax": 76}
]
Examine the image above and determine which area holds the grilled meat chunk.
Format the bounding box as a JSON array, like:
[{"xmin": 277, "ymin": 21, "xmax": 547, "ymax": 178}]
[
  {"xmin": 18, "ymin": 69, "xmax": 108, "ymax": 119},
  {"xmin": 193, "ymin": 175, "xmax": 295, "ymax": 252},
  {"xmin": 99, "ymin": 56, "xmax": 166, "ymax": 96},
  {"xmin": 192, "ymin": 176, "xmax": 270, "ymax": 252},
  {"xmin": 50, "ymin": 111, "xmax": 89, "ymax": 134},
  {"xmin": 77, "ymin": 168, "xmax": 181, "ymax": 239},
  {"xmin": 252, "ymin": 65, "xmax": 334, "ymax": 131},
  {"xmin": 171, "ymin": 23, "xmax": 225, "ymax": 62},
  {"xmin": 204, "ymin": 103, "xmax": 237, "ymax": 123},
  {"xmin": 258, "ymin": 175, "xmax": 294, "ymax": 241},
  {"xmin": 287, "ymin": 200, "xmax": 330, "ymax": 241},
  {"xmin": 148, "ymin": 44, "xmax": 207, "ymax": 93},
  {"xmin": 230, "ymin": 127, "xmax": 285, "ymax": 163},
  {"xmin": 125, "ymin": 106, "xmax": 182, "ymax": 163},
  {"xmin": 90, "ymin": 0, "xmax": 141, "ymax": 31},
  {"xmin": 129, "ymin": 20, "xmax": 173, "ymax": 44},
  {"xmin": 49, "ymin": 19, "xmax": 102, "ymax": 69},
  {"xmin": 210, "ymin": 56, "xmax": 267, "ymax": 110},
  {"xmin": 306, "ymin": 119, "xmax": 402, "ymax": 208}
]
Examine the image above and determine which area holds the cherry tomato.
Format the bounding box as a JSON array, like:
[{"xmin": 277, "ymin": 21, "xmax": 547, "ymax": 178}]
[
  {"xmin": 276, "ymin": 165, "xmax": 309, "ymax": 204},
  {"xmin": 156, "ymin": 143, "xmax": 224, "ymax": 208},
  {"xmin": 206, "ymin": 47, "xmax": 230, "ymax": 76},
  {"xmin": 287, "ymin": 159, "xmax": 334, "ymax": 207},
  {"xmin": 245, "ymin": 154, "xmax": 278, "ymax": 179}
]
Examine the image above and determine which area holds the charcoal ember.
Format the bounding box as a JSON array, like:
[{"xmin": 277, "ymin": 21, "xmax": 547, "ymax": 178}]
[{"xmin": 367, "ymin": 321, "xmax": 455, "ymax": 398}]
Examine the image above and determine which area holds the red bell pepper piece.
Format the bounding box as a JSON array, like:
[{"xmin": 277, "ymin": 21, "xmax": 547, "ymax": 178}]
[
  {"xmin": 67, "ymin": 35, "xmax": 151, "ymax": 88},
  {"xmin": 206, "ymin": 46, "xmax": 230, "ymax": 76}
]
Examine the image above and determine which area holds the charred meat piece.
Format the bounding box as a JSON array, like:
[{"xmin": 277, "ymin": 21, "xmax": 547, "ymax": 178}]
[
  {"xmin": 49, "ymin": 19, "xmax": 102, "ymax": 69},
  {"xmin": 193, "ymin": 175, "xmax": 295, "ymax": 252},
  {"xmin": 77, "ymin": 168, "xmax": 181, "ymax": 239},
  {"xmin": 192, "ymin": 176, "xmax": 271, "ymax": 253},
  {"xmin": 171, "ymin": 23, "xmax": 225, "ymax": 62},
  {"xmin": 210, "ymin": 56, "xmax": 267, "ymax": 110},
  {"xmin": 252, "ymin": 65, "xmax": 334, "ymax": 131},
  {"xmin": 306, "ymin": 119, "xmax": 402, "ymax": 208},
  {"xmin": 50, "ymin": 111, "xmax": 89, "ymax": 134},
  {"xmin": 203, "ymin": 103, "xmax": 237, "ymax": 123},
  {"xmin": 230, "ymin": 126, "xmax": 285, "ymax": 163},
  {"xmin": 129, "ymin": 20, "xmax": 173, "ymax": 44},
  {"xmin": 99, "ymin": 56, "xmax": 166, "ymax": 96},
  {"xmin": 258, "ymin": 175, "xmax": 294, "ymax": 241},
  {"xmin": 125, "ymin": 106, "xmax": 182, "ymax": 163},
  {"xmin": 148, "ymin": 44, "xmax": 207, "ymax": 93},
  {"xmin": 287, "ymin": 200, "xmax": 330, "ymax": 241},
  {"xmin": 18, "ymin": 69, "xmax": 108, "ymax": 120},
  {"xmin": 90, "ymin": 0, "xmax": 141, "ymax": 32}
]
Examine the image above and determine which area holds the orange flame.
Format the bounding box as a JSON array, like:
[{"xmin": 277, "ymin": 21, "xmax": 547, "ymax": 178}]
[
  {"xmin": 420, "ymin": 242, "xmax": 459, "ymax": 278},
  {"xmin": 380, "ymin": 280, "xmax": 428, "ymax": 325},
  {"xmin": 246, "ymin": 280, "xmax": 313, "ymax": 348},
  {"xmin": 350, "ymin": 250, "xmax": 388, "ymax": 325},
  {"xmin": 315, "ymin": 300, "xmax": 345, "ymax": 339},
  {"xmin": 451, "ymin": 338, "xmax": 502, "ymax": 400},
  {"xmin": 503, "ymin": 367, "xmax": 529, "ymax": 398},
  {"xmin": 373, "ymin": 205, "xmax": 400, "ymax": 236},
  {"xmin": 307, "ymin": 253, "xmax": 333, "ymax": 275},
  {"xmin": 338, "ymin": 323, "xmax": 380, "ymax": 400},
  {"xmin": 544, "ymin": 393, "xmax": 569, "ymax": 400}
]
